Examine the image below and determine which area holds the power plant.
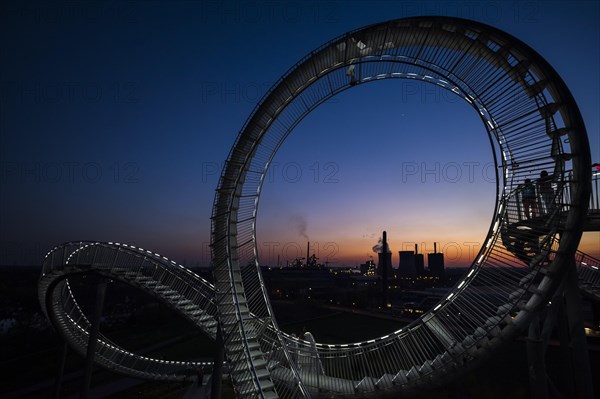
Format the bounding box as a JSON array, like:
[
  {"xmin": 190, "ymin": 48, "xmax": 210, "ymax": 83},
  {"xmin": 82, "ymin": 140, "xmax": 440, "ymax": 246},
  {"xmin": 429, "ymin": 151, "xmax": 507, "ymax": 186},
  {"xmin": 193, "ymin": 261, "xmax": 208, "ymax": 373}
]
[
  {"xmin": 397, "ymin": 241, "xmax": 445, "ymax": 278},
  {"xmin": 428, "ymin": 242, "xmax": 445, "ymax": 277}
]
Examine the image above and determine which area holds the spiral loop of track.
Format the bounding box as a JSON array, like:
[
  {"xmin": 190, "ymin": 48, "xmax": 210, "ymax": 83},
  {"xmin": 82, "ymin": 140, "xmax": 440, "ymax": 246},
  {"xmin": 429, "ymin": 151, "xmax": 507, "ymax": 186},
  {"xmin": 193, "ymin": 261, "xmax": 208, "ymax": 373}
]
[{"xmin": 209, "ymin": 16, "xmax": 591, "ymax": 398}]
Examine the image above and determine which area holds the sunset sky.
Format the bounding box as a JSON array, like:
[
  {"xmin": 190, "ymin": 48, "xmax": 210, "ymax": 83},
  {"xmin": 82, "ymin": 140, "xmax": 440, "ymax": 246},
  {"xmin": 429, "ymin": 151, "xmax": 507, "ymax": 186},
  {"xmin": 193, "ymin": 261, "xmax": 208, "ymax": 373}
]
[{"xmin": 1, "ymin": 1, "xmax": 598, "ymax": 267}]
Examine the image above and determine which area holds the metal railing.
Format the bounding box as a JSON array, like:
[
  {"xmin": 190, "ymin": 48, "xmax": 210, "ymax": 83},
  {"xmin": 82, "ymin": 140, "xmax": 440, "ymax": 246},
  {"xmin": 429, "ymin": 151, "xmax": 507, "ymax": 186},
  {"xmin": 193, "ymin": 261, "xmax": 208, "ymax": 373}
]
[
  {"xmin": 576, "ymin": 250, "xmax": 600, "ymax": 299},
  {"xmin": 39, "ymin": 242, "xmax": 217, "ymax": 381}
]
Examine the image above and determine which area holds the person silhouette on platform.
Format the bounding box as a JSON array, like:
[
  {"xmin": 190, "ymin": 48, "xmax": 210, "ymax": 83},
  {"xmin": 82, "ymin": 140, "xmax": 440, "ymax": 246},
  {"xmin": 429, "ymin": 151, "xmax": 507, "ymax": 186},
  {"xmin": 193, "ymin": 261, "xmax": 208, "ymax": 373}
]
[
  {"xmin": 537, "ymin": 170, "xmax": 554, "ymax": 214},
  {"xmin": 521, "ymin": 179, "xmax": 537, "ymax": 220},
  {"xmin": 196, "ymin": 367, "xmax": 204, "ymax": 386}
]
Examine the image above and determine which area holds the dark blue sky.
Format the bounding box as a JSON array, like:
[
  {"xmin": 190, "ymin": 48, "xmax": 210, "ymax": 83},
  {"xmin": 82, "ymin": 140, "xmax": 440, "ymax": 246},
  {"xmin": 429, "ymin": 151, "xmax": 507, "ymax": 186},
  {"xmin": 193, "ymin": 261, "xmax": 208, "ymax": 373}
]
[{"xmin": 1, "ymin": 1, "xmax": 598, "ymax": 266}]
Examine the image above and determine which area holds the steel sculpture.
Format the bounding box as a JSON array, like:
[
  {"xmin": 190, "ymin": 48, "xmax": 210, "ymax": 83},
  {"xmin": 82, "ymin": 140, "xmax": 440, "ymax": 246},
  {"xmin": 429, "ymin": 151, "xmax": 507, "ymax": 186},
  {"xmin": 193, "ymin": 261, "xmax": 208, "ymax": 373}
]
[{"xmin": 39, "ymin": 16, "xmax": 597, "ymax": 399}]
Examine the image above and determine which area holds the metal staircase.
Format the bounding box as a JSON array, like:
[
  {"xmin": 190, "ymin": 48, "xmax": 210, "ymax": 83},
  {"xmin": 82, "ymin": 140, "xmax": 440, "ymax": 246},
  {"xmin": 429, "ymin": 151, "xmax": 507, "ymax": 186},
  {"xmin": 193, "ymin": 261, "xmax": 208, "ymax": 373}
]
[{"xmin": 39, "ymin": 242, "xmax": 218, "ymax": 381}]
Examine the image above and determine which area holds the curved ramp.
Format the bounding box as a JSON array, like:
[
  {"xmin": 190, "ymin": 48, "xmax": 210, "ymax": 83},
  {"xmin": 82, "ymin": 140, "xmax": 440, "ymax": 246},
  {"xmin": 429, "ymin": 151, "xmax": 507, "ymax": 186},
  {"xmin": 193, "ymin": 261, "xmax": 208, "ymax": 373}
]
[{"xmin": 39, "ymin": 242, "xmax": 217, "ymax": 381}]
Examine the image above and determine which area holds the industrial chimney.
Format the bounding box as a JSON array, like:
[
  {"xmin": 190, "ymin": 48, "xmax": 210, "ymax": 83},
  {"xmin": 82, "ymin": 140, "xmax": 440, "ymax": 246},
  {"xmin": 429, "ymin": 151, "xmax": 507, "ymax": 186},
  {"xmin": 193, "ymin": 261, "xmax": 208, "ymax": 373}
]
[
  {"xmin": 428, "ymin": 241, "xmax": 445, "ymax": 278},
  {"xmin": 306, "ymin": 241, "xmax": 310, "ymax": 267},
  {"xmin": 381, "ymin": 231, "xmax": 389, "ymax": 308}
]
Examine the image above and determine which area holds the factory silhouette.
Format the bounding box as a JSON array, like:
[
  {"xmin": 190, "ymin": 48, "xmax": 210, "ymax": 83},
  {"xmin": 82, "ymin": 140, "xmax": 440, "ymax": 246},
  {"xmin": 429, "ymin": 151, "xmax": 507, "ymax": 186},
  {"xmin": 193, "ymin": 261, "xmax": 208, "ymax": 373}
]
[
  {"xmin": 361, "ymin": 230, "xmax": 445, "ymax": 279},
  {"xmin": 287, "ymin": 231, "xmax": 445, "ymax": 280}
]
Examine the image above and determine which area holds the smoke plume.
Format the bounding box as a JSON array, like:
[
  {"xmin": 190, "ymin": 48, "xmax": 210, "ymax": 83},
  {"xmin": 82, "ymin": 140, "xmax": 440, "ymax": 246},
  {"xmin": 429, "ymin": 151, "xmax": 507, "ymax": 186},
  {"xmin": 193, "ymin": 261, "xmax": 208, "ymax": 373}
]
[
  {"xmin": 372, "ymin": 237, "xmax": 392, "ymax": 253},
  {"xmin": 289, "ymin": 214, "xmax": 309, "ymax": 240}
]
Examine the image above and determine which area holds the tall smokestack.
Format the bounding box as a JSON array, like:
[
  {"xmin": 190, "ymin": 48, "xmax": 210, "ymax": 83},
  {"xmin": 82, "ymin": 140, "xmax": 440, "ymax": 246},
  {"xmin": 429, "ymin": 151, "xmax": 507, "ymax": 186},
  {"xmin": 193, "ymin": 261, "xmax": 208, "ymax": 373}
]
[
  {"xmin": 415, "ymin": 243, "xmax": 418, "ymax": 254},
  {"xmin": 306, "ymin": 241, "xmax": 310, "ymax": 267},
  {"xmin": 434, "ymin": 242, "xmax": 437, "ymax": 254},
  {"xmin": 382, "ymin": 231, "xmax": 388, "ymax": 308}
]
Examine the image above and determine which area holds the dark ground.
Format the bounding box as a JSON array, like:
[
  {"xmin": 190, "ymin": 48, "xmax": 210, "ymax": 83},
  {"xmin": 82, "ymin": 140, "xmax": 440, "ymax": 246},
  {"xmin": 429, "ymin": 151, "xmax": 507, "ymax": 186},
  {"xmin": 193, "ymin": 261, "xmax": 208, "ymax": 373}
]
[{"xmin": 1, "ymin": 266, "xmax": 598, "ymax": 398}]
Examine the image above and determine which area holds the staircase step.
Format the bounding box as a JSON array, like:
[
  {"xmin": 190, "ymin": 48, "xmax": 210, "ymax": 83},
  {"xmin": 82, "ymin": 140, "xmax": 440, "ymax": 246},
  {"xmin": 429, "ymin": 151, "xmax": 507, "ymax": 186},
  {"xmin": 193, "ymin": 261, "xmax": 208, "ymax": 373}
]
[
  {"xmin": 235, "ymin": 367, "xmax": 271, "ymax": 384},
  {"xmin": 496, "ymin": 302, "xmax": 513, "ymax": 316},
  {"xmin": 519, "ymin": 271, "xmax": 536, "ymax": 286},
  {"xmin": 232, "ymin": 357, "xmax": 267, "ymax": 373},
  {"xmin": 406, "ymin": 366, "xmax": 419, "ymax": 380},
  {"xmin": 375, "ymin": 373, "xmax": 394, "ymax": 389},
  {"xmin": 418, "ymin": 360, "xmax": 432, "ymax": 374},
  {"xmin": 473, "ymin": 327, "xmax": 487, "ymax": 339},
  {"xmin": 392, "ymin": 369, "xmax": 408, "ymax": 384},
  {"xmin": 509, "ymin": 288, "xmax": 525, "ymax": 301},
  {"xmin": 262, "ymin": 391, "xmax": 278, "ymax": 399},
  {"xmin": 431, "ymin": 354, "xmax": 444, "ymax": 369},
  {"xmin": 355, "ymin": 376, "xmax": 376, "ymax": 392},
  {"xmin": 462, "ymin": 335, "xmax": 475, "ymax": 347}
]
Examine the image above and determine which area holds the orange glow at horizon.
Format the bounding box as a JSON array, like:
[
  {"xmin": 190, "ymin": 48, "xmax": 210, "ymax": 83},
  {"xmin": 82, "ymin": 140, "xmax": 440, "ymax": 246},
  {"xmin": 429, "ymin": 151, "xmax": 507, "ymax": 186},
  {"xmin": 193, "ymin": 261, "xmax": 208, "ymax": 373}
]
[
  {"xmin": 256, "ymin": 231, "xmax": 599, "ymax": 268},
  {"xmin": 580, "ymin": 232, "xmax": 600, "ymax": 259}
]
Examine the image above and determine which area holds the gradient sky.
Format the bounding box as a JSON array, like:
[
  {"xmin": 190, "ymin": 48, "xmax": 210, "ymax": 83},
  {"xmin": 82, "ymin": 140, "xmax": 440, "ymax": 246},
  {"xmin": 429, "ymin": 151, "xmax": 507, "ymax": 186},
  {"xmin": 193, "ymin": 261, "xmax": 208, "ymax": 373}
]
[{"xmin": 1, "ymin": 1, "xmax": 598, "ymax": 267}]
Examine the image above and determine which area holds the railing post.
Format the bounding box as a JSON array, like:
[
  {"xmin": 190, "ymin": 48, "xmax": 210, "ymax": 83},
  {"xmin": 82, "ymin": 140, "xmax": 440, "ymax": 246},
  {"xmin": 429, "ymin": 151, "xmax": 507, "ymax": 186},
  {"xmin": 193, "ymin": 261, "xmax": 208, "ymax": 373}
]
[
  {"xmin": 562, "ymin": 258, "xmax": 594, "ymax": 399},
  {"xmin": 592, "ymin": 171, "xmax": 599, "ymax": 210},
  {"xmin": 80, "ymin": 277, "xmax": 107, "ymax": 399},
  {"xmin": 210, "ymin": 325, "xmax": 224, "ymax": 399},
  {"xmin": 53, "ymin": 341, "xmax": 69, "ymax": 399}
]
